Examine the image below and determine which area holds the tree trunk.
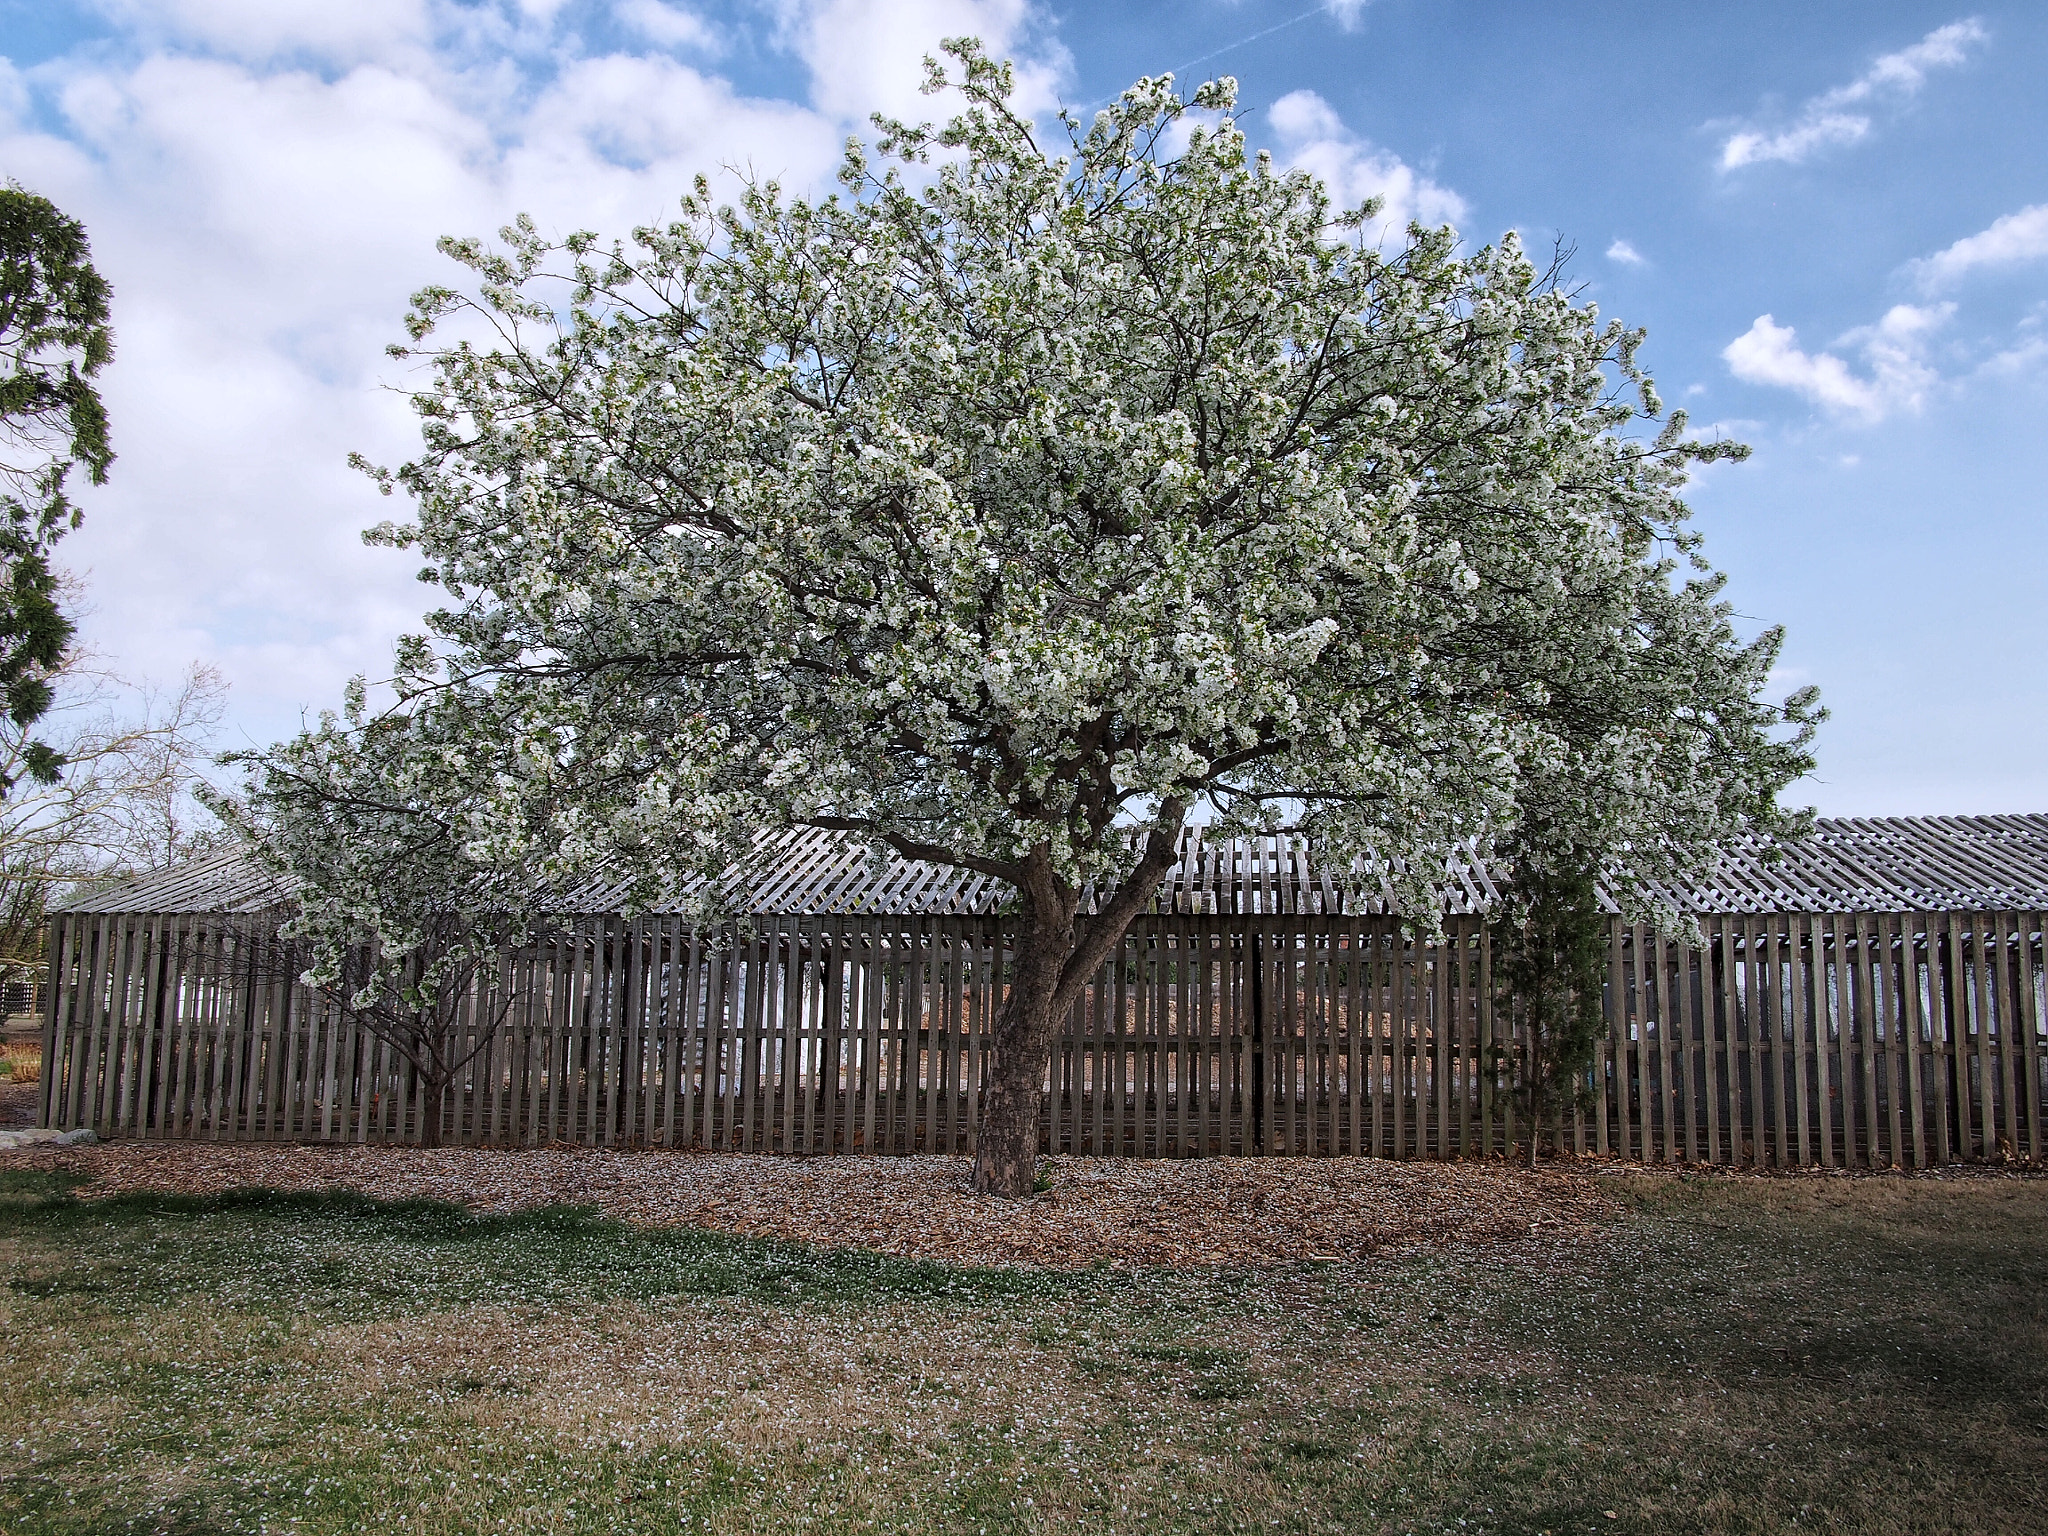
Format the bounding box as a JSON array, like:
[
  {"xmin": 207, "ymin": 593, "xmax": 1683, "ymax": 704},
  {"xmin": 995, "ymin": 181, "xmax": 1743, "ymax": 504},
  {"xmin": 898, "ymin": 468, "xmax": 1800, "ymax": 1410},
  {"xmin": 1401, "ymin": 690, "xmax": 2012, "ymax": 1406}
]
[
  {"xmin": 420, "ymin": 1072, "xmax": 446, "ymax": 1148},
  {"xmin": 416, "ymin": 1041, "xmax": 449, "ymax": 1150},
  {"xmin": 971, "ymin": 910, "xmax": 1074, "ymax": 1196},
  {"xmin": 966, "ymin": 807, "xmax": 1188, "ymax": 1198}
]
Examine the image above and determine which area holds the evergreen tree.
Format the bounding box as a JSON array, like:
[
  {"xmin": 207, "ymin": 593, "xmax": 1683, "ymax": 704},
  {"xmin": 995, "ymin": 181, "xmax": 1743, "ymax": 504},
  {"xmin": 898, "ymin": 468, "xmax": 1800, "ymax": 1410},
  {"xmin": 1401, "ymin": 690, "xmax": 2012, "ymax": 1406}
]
[{"xmin": 0, "ymin": 186, "xmax": 114, "ymax": 794}]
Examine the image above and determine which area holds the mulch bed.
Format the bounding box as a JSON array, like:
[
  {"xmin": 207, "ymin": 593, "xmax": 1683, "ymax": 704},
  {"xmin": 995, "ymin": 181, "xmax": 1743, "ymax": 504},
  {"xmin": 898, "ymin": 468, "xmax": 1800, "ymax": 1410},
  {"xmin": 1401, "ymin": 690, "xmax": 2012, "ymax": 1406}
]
[{"xmin": 2, "ymin": 1141, "xmax": 1623, "ymax": 1270}]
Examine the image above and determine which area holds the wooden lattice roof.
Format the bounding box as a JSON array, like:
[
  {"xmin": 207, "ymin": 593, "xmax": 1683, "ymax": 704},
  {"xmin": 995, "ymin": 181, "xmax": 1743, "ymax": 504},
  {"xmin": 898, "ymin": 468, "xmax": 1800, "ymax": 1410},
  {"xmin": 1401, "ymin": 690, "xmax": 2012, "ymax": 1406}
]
[
  {"xmin": 54, "ymin": 815, "xmax": 2048, "ymax": 919},
  {"xmin": 1632, "ymin": 814, "xmax": 2048, "ymax": 915},
  {"xmin": 56, "ymin": 827, "xmax": 1491, "ymax": 919}
]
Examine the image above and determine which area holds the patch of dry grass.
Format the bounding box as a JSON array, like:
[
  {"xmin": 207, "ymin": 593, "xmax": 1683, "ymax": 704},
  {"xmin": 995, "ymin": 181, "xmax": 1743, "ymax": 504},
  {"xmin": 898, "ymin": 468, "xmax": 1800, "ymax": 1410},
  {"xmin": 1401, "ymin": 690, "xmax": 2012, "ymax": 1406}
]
[{"xmin": 0, "ymin": 1038, "xmax": 39, "ymax": 1083}]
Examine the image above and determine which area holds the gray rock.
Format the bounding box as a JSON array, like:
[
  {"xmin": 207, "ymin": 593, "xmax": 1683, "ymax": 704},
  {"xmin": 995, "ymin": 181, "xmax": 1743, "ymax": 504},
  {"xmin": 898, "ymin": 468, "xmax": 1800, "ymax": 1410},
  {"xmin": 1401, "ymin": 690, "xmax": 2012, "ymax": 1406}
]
[{"xmin": 0, "ymin": 1126, "xmax": 97, "ymax": 1150}]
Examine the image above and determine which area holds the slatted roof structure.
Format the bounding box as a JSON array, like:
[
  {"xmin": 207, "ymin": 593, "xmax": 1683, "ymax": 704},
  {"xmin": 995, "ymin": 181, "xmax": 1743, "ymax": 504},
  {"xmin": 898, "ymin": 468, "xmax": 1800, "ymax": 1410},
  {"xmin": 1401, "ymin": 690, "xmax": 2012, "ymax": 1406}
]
[
  {"xmin": 54, "ymin": 815, "xmax": 2048, "ymax": 920},
  {"xmin": 1632, "ymin": 814, "xmax": 2048, "ymax": 915},
  {"xmin": 55, "ymin": 828, "xmax": 1495, "ymax": 919}
]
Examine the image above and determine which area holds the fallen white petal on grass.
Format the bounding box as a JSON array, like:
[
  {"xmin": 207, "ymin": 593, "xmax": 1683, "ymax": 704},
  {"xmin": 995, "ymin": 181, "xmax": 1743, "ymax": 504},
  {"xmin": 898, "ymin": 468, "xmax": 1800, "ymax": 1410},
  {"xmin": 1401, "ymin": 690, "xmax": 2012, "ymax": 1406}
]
[{"xmin": 10, "ymin": 1141, "xmax": 1623, "ymax": 1269}]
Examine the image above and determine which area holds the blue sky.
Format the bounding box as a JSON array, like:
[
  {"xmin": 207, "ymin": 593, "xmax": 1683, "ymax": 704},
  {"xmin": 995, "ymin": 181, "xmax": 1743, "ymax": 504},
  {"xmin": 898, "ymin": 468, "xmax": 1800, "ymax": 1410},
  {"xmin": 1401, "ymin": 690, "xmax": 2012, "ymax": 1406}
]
[{"xmin": 2, "ymin": 1, "xmax": 2044, "ymax": 815}]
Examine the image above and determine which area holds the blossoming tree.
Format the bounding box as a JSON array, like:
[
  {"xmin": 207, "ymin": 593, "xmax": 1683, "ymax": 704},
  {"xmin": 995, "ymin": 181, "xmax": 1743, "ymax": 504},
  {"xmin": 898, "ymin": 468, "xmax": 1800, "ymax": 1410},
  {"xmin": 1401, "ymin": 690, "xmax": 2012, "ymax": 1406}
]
[
  {"xmin": 356, "ymin": 45, "xmax": 1818, "ymax": 1193},
  {"xmin": 212, "ymin": 684, "xmax": 559, "ymax": 1148}
]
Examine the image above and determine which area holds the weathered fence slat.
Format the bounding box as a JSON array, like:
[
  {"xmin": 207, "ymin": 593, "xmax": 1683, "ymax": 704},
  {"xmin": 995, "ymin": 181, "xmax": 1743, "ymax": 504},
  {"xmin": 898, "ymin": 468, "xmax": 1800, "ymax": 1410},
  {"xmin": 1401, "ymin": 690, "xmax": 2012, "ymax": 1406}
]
[
  {"xmin": 1971, "ymin": 915, "xmax": 1996, "ymax": 1158},
  {"xmin": 2021, "ymin": 914, "xmax": 2045, "ymax": 1161}
]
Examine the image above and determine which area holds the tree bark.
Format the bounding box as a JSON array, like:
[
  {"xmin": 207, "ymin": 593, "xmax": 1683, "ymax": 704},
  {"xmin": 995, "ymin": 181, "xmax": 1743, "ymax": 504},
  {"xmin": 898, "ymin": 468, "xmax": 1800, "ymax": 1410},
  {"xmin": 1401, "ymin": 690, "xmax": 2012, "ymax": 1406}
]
[
  {"xmin": 970, "ymin": 806, "xmax": 1188, "ymax": 1197},
  {"xmin": 420, "ymin": 1068, "xmax": 447, "ymax": 1148},
  {"xmin": 970, "ymin": 906, "xmax": 1076, "ymax": 1196}
]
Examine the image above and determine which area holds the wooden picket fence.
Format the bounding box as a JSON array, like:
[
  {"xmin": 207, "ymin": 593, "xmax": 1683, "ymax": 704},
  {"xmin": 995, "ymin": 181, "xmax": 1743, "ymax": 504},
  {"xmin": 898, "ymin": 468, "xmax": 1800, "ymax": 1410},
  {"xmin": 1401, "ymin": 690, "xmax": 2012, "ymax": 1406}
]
[{"xmin": 35, "ymin": 908, "xmax": 2048, "ymax": 1163}]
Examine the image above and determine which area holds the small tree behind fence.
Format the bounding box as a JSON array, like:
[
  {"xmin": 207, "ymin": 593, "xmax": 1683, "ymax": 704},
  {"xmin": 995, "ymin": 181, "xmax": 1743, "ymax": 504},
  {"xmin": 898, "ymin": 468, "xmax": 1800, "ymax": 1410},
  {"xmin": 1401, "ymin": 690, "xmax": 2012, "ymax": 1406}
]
[{"xmin": 243, "ymin": 912, "xmax": 559, "ymax": 1150}]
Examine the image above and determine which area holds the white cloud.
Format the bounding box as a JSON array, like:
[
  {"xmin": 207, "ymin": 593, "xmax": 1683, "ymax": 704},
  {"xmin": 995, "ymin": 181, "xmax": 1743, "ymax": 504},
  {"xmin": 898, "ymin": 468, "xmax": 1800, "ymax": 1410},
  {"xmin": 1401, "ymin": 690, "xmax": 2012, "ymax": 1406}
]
[
  {"xmin": 1718, "ymin": 114, "xmax": 1868, "ymax": 171},
  {"xmin": 512, "ymin": 54, "xmax": 839, "ymax": 194},
  {"xmin": 1267, "ymin": 89, "xmax": 1465, "ymax": 248},
  {"xmin": 1605, "ymin": 238, "xmax": 1643, "ymax": 266},
  {"xmin": 0, "ymin": 58, "xmax": 29, "ymax": 124},
  {"xmin": 1814, "ymin": 18, "xmax": 1987, "ymax": 105},
  {"xmin": 7, "ymin": 16, "xmax": 844, "ymax": 748},
  {"xmin": 1722, "ymin": 304, "xmax": 1952, "ymax": 421},
  {"xmin": 1324, "ymin": 0, "xmax": 1372, "ymax": 31},
  {"xmin": 1980, "ymin": 335, "xmax": 2048, "ymax": 378},
  {"xmin": 614, "ymin": 0, "xmax": 719, "ymax": 53},
  {"xmin": 770, "ymin": 0, "xmax": 1067, "ymax": 126},
  {"xmin": 85, "ymin": 0, "xmax": 436, "ymax": 66},
  {"xmin": 1717, "ymin": 17, "xmax": 1986, "ymax": 170},
  {"xmin": 1975, "ymin": 301, "xmax": 2048, "ymax": 379},
  {"xmin": 1908, "ymin": 203, "xmax": 2048, "ymax": 291}
]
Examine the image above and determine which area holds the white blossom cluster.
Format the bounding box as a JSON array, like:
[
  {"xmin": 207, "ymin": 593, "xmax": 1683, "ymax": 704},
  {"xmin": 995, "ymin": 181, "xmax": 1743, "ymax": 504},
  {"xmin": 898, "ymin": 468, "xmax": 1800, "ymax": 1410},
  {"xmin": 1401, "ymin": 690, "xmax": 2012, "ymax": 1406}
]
[
  {"xmin": 210, "ymin": 678, "xmax": 555, "ymax": 1020},
  {"xmin": 324, "ymin": 43, "xmax": 1817, "ymax": 936}
]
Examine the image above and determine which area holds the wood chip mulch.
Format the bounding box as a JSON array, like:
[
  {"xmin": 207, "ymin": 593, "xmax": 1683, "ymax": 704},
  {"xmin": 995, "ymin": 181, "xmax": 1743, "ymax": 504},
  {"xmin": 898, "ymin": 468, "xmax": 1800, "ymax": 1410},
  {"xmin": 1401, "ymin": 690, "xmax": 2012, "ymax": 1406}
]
[{"xmin": 4, "ymin": 1141, "xmax": 1621, "ymax": 1270}]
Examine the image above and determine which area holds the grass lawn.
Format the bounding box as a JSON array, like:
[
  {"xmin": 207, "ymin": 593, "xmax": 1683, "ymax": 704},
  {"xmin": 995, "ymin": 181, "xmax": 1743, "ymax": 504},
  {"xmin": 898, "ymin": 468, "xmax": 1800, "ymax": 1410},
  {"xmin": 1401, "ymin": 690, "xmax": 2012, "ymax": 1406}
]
[{"xmin": 0, "ymin": 1165, "xmax": 2043, "ymax": 1536}]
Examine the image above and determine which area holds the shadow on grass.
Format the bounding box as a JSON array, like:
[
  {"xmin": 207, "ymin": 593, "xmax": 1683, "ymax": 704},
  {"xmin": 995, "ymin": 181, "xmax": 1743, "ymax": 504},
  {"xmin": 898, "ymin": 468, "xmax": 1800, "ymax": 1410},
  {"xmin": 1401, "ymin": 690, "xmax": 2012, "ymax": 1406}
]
[
  {"xmin": 0, "ymin": 1167, "xmax": 93, "ymax": 1205},
  {"xmin": 0, "ymin": 1167, "xmax": 1080, "ymax": 1312}
]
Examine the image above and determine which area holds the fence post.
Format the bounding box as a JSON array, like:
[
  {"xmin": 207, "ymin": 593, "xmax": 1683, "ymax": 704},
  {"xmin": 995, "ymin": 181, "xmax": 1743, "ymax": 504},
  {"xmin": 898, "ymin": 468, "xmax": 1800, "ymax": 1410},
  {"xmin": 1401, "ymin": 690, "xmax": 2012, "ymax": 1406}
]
[{"xmin": 1248, "ymin": 927, "xmax": 1266, "ymax": 1153}]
